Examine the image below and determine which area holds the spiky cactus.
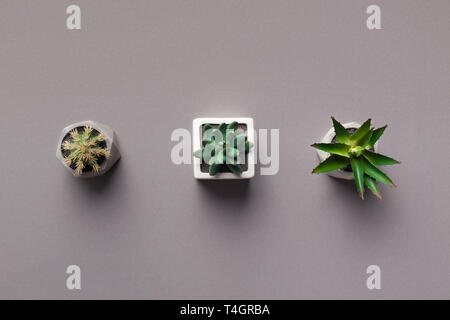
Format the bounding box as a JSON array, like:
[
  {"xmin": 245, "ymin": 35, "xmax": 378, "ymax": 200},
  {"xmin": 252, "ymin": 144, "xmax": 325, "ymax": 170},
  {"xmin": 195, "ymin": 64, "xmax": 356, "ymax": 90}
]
[
  {"xmin": 62, "ymin": 126, "xmax": 110, "ymax": 176},
  {"xmin": 311, "ymin": 117, "xmax": 400, "ymax": 199},
  {"xmin": 194, "ymin": 121, "xmax": 252, "ymax": 176}
]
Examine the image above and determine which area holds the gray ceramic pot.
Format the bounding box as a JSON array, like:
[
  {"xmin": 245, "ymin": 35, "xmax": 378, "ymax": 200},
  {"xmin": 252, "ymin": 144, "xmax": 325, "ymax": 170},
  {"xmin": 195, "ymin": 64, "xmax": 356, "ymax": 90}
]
[{"xmin": 56, "ymin": 120, "xmax": 121, "ymax": 178}]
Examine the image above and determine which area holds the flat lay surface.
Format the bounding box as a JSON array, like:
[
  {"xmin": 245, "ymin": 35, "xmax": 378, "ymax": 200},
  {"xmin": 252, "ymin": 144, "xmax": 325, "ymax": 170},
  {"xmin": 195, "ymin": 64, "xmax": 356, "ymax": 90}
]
[{"xmin": 0, "ymin": 0, "xmax": 449, "ymax": 299}]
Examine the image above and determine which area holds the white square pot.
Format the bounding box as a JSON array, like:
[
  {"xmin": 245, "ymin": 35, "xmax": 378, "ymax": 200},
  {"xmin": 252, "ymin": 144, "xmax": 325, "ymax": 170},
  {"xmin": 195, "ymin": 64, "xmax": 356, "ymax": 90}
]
[
  {"xmin": 316, "ymin": 122, "xmax": 379, "ymax": 180},
  {"xmin": 192, "ymin": 117, "xmax": 255, "ymax": 179},
  {"xmin": 56, "ymin": 120, "xmax": 121, "ymax": 178}
]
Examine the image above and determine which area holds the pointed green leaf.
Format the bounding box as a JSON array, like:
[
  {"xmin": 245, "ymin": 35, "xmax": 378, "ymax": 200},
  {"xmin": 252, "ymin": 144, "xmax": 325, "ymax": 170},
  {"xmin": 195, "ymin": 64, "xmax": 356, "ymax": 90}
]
[
  {"xmin": 362, "ymin": 157, "xmax": 396, "ymax": 187},
  {"xmin": 311, "ymin": 143, "xmax": 350, "ymax": 157},
  {"xmin": 213, "ymin": 147, "xmax": 225, "ymax": 164},
  {"xmin": 227, "ymin": 164, "xmax": 243, "ymax": 175},
  {"xmin": 226, "ymin": 147, "xmax": 238, "ymax": 159},
  {"xmin": 227, "ymin": 121, "xmax": 238, "ymax": 131},
  {"xmin": 203, "ymin": 144, "xmax": 216, "ymax": 163},
  {"xmin": 211, "ymin": 128, "xmax": 225, "ymax": 143},
  {"xmin": 312, "ymin": 155, "xmax": 349, "ymax": 174},
  {"xmin": 233, "ymin": 134, "xmax": 252, "ymax": 153},
  {"xmin": 350, "ymin": 119, "xmax": 371, "ymax": 145},
  {"xmin": 368, "ymin": 125, "xmax": 387, "ymax": 147},
  {"xmin": 225, "ymin": 129, "xmax": 236, "ymax": 145},
  {"xmin": 193, "ymin": 149, "xmax": 203, "ymax": 158},
  {"xmin": 218, "ymin": 123, "xmax": 227, "ymax": 136},
  {"xmin": 202, "ymin": 139, "xmax": 213, "ymax": 147},
  {"xmin": 362, "ymin": 150, "xmax": 400, "ymax": 166},
  {"xmin": 355, "ymin": 129, "xmax": 373, "ymax": 148},
  {"xmin": 244, "ymin": 140, "xmax": 252, "ymax": 152},
  {"xmin": 365, "ymin": 175, "xmax": 382, "ymax": 200},
  {"xmin": 208, "ymin": 162, "xmax": 221, "ymax": 176},
  {"xmin": 332, "ymin": 117, "xmax": 350, "ymax": 143},
  {"xmin": 350, "ymin": 156, "xmax": 365, "ymax": 199},
  {"xmin": 226, "ymin": 156, "xmax": 237, "ymax": 165},
  {"xmin": 233, "ymin": 133, "xmax": 246, "ymax": 147},
  {"xmin": 202, "ymin": 125, "xmax": 215, "ymax": 141}
]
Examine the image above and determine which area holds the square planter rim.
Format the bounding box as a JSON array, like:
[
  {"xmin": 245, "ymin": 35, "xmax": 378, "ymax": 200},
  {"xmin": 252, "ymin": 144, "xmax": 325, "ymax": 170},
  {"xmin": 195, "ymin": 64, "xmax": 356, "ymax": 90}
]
[{"xmin": 192, "ymin": 117, "xmax": 255, "ymax": 180}]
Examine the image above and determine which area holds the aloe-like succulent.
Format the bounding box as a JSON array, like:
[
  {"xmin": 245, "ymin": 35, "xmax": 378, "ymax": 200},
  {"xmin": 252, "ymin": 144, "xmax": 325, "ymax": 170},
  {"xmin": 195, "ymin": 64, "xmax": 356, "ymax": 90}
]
[
  {"xmin": 311, "ymin": 117, "xmax": 400, "ymax": 199},
  {"xmin": 62, "ymin": 126, "xmax": 110, "ymax": 176},
  {"xmin": 194, "ymin": 121, "xmax": 252, "ymax": 176}
]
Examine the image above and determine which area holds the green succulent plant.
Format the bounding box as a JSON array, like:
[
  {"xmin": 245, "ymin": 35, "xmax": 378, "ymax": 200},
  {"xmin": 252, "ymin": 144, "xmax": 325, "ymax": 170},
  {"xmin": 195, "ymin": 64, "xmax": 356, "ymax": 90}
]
[
  {"xmin": 62, "ymin": 126, "xmax": 110, "ymax": 176},
  {"xmin": 311, "ymin": 117, "xmax": 400, "ymax": 200},
  {"xmin": 194, "ymin": 121, "xmax": 253, "ymax": 176}
]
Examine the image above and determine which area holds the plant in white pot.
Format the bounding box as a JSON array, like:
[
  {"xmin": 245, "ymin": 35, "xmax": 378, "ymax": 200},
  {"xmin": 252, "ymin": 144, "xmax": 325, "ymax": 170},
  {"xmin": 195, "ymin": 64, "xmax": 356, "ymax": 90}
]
[
  {"xmin": 192, "ymin": 117, "xmax": 255, "ymax": 179},
  {"xmin": 56, "ymin": 120, "xmax": 121, "ymax": 178},
  {"xmin": 311, "ymin": 117, "xmax": 400, "ymax": 199}
]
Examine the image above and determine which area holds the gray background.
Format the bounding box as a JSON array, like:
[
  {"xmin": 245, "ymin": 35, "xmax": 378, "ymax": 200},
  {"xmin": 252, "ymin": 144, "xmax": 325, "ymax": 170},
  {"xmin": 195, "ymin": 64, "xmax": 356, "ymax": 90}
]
[{"xmin": 0, "ymin": 0, "xmax": 449, "ymax": 299}]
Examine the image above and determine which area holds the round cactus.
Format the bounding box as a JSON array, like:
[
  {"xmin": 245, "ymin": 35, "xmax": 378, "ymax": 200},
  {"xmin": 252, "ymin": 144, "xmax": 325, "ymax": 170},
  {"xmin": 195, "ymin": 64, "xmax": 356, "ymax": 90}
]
[{"xmin": 61, "ymin": 125, "xmax": 110, "ymax": 176}]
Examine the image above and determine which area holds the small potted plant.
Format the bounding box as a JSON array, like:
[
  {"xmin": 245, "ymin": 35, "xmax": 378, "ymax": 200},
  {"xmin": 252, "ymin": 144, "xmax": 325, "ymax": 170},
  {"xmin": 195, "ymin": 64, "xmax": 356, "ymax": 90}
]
[
  {"xmin": 311, "ymin": 117, "xmax": 400, "ymax": 199},
  {"xmin": 192, "ymin": 117, "xmax": 255, "ymax": 179},
  {"xmin": 56, "ymin": 120, "xmax": 121, "ymax": 178}
]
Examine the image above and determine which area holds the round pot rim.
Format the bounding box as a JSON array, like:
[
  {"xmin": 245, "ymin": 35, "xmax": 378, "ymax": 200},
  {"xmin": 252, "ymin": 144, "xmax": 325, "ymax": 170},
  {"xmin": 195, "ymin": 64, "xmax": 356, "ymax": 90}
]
[{"xmin": 56, "ymin": 120, "xmax": 115, "ymax": 178}]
